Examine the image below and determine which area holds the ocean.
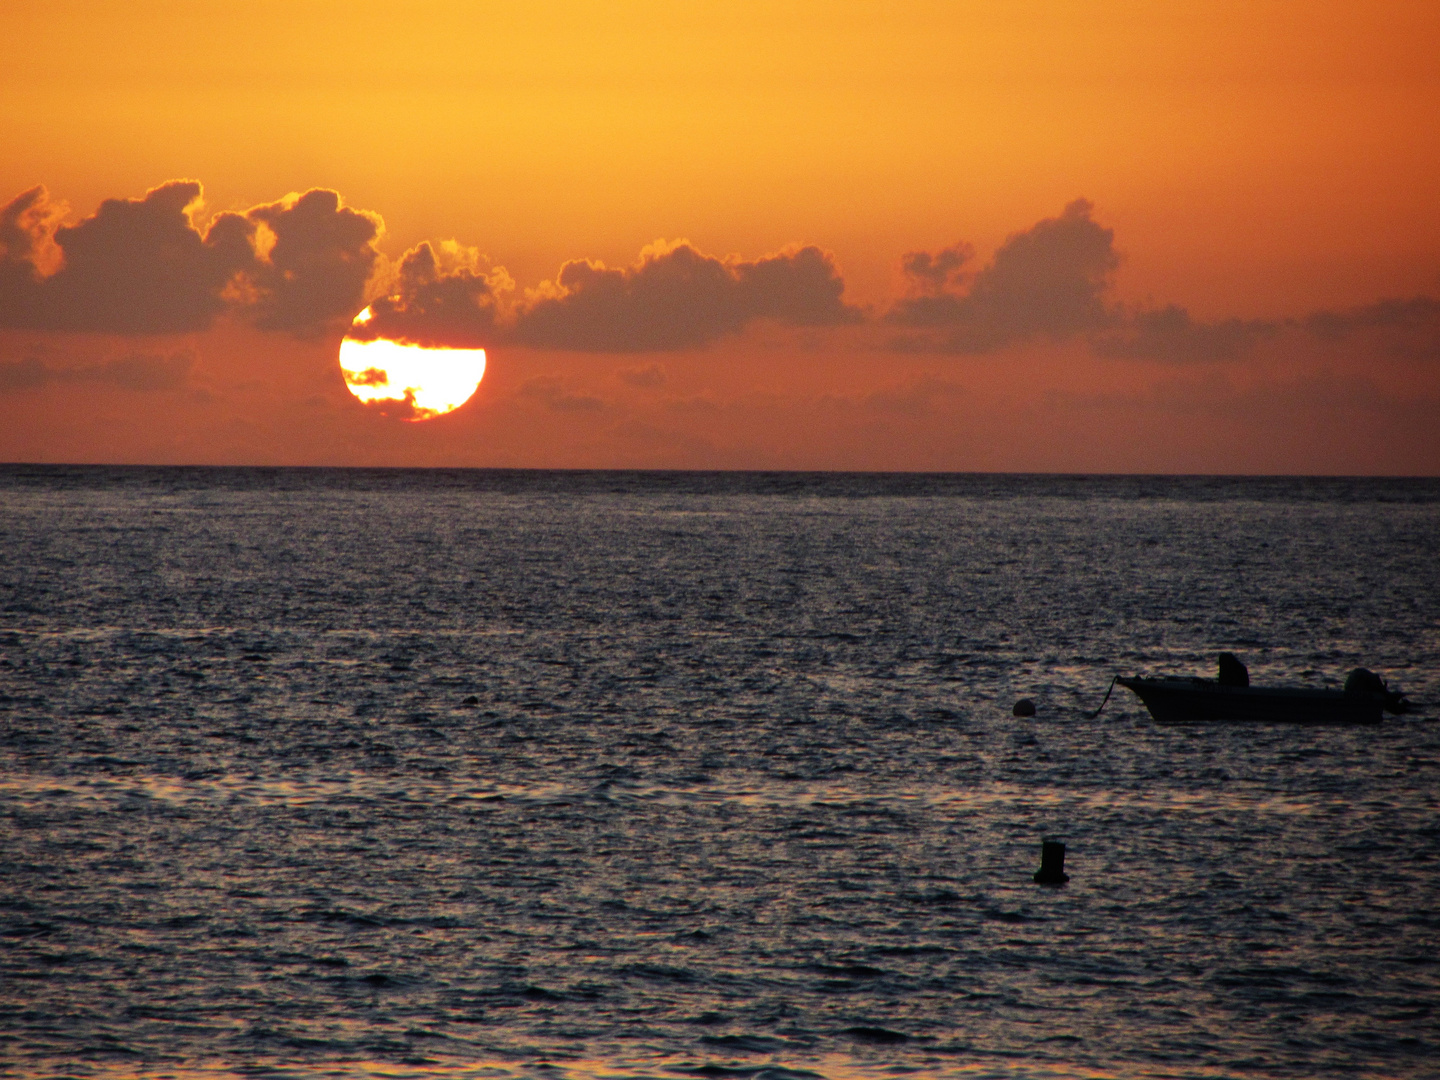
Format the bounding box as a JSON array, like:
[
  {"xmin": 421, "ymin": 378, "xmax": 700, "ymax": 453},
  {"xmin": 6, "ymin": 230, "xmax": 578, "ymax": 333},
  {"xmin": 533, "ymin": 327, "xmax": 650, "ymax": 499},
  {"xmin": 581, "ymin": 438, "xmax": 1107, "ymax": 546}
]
[{"xmin": 2, "ymin": 467, "xmax": 1437, "ymax": 1080}]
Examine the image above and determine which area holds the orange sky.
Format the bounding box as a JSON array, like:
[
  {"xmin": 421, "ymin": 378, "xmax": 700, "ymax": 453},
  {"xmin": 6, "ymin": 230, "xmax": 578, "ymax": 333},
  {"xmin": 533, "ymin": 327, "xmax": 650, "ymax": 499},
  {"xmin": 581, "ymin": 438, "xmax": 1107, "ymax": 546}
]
[{"xmin": 3, "ymin": 0, "xmax": 1438, "ymax": 472}]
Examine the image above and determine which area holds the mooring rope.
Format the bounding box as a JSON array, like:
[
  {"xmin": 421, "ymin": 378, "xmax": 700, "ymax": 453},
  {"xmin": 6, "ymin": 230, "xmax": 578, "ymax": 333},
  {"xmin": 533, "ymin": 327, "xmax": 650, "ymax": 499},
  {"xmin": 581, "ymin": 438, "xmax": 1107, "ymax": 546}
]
[{"xmin": 1084, "ymin": 675, "xmax": 1119, "ymax": 719}]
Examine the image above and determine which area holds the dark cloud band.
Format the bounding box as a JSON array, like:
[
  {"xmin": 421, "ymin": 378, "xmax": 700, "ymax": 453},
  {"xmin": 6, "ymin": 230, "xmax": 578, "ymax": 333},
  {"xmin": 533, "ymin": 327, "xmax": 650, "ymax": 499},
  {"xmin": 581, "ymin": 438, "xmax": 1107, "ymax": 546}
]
[
  {"xmin": 0, "ymin": 182, "xmax": 380, "ymax": 338},
  {"xmin": 3, "ymin": 182, "xmax": 1435, "ymax": 366},
  {"xmin": 0, "ymin": 347, "xmax": 192, "ymax": 392},
  {"xmin": 1094, "ymin": 305, "xmax": 1278, "ymax": 363}
]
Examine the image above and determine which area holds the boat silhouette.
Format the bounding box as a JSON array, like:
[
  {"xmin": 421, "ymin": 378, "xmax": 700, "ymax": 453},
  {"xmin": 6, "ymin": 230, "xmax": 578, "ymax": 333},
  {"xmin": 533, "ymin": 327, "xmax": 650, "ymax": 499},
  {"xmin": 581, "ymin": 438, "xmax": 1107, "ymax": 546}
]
[{"xmin": 1086, "ymin": 656, "xmax": 1410, "ymax": 725}]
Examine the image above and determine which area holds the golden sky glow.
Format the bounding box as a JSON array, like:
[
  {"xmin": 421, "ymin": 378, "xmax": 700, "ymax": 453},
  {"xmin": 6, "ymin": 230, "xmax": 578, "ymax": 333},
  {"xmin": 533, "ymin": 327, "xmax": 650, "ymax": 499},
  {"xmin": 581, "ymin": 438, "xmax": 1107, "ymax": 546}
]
[{"xmin": 2, "ymin": 1, "xmax": 1438, "ymax": 471}]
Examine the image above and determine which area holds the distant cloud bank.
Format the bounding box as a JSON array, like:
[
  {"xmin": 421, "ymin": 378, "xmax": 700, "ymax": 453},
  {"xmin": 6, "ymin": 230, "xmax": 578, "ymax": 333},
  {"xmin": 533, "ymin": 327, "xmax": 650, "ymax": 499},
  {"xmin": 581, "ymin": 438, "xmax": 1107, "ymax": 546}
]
[
  {"xmin": 2, "ymin": 181, "xmax": 1436, "ymax": 365},
  {"xmin": 0, "ymin": 344, "xmax": 192, "ymax": 391}
]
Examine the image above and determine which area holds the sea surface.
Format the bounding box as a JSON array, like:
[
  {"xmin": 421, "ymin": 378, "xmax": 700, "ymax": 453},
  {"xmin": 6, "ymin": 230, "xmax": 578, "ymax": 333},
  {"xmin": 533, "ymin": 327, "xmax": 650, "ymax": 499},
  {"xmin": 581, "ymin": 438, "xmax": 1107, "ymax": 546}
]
[{"xmin": 2, "ymin": 467, "xmax": 1437, "ymax": 1080}]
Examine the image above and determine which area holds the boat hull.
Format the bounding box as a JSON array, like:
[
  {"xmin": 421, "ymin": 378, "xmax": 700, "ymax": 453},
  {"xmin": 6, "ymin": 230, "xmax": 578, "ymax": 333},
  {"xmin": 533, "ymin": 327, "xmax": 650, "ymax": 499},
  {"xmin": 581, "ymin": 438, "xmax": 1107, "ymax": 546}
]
[{"xmin": 1117, "ymin": 677, "xmax": 1382, "ymax": 725}]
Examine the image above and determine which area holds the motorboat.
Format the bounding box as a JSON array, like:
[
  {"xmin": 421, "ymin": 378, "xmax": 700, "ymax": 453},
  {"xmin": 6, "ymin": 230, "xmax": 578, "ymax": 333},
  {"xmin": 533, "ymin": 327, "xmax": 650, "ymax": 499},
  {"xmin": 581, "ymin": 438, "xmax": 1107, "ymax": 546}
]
[
  {"xmin": 1084, "ymin": 655, "xmax": 1410, "ymax": 725},
  {"xmin": 1115, "ymin": 676, "xmax": 1384, "ymax": 725}
]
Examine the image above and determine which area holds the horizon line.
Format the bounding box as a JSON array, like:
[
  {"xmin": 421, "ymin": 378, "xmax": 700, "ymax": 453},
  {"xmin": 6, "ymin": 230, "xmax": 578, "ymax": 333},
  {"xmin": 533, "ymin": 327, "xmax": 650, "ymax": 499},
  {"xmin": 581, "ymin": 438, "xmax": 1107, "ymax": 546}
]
[{"xmin": 3, "ymin": 462, "xmax": 1438, "ymax": 481}]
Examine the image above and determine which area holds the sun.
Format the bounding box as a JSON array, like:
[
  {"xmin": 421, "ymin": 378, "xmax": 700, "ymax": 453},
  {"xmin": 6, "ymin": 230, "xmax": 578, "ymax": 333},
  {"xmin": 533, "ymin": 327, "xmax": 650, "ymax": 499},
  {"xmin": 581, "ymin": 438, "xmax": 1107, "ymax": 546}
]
[{"xmin": 338, "ymin": 307, "xmax": 486, "ymax": 420}]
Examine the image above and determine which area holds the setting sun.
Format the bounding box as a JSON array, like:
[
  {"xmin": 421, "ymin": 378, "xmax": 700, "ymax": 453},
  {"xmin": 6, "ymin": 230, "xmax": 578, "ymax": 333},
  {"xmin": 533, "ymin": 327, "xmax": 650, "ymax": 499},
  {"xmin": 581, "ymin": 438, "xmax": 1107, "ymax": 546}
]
[{"xmin": 338, "ymin": 308, "xmax": 486, "ymax": 421}]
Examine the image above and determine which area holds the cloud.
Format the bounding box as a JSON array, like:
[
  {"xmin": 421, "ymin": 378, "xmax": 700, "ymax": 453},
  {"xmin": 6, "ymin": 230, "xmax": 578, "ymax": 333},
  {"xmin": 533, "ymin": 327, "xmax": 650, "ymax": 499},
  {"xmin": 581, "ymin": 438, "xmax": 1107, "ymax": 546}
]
[
  {"xmin": 517, "ymin": 375, "xmax": 606, "ymax": 412},
  {"xmin": 1091, "ymin": 295, "xmax": 1440, "ymax": 365},
  {"xmin": 1302, "ymin": 296, "xmax": 1440, "ymax": 361},
  {"xmin": 617, "ymin": 363, "xmax": 667, "ymax": 388},
  {"xmin": 1093, "ymin": 305, "xmax": 1278, "ymax": 363},
  {"xmin": 1048, "ymin": 368, "xmax": 1438, "ymax": 423},
  {"xmin": 346, "ymin": 240, "xmax": 506, "ymax": 348},
  {"xmin": 241, "ymin": 188, "xmax": 383, "ymax": 336},
  {"xmin": 4, "ymin": 183, "xmax": 855, "ymax": 352},
  {"xmin": 0, "ymin": 181, "xmax": 381, "ymax": 337},
  {"xmin": 346, "ymin": 239, "xmax": 856, "ymax": 354},
  {"xmin": 508, "ymin": 239, "xmax": 861, "ymax": 352},
  {"xmin": 1305, "ymin": 296, "xmax": 1440, "ymax": 337},
  {"xmin": 861, "ymin": 375, "xmax": 967, "ymax": 417},
  {"xmin": 0, "ymin": 346, "xmax": 193, "ymax": 391},
  {"xmin": 0, "ymin": 186, "xmax": 67, "ymax": 278},
  {"xmin": 8, "ymin": 180, "xmax": 1435, "ymax": 376},
  {"xmin": 0, "ymin": 182, "xmax": 253, "ymax": 333},
  {"xmin": 889, "ymin": 199, "xmax": 1119, "ymax": 352},
  {"xmin": 899, "ymin": 243, "xmax": 973, "ymax": 295}
]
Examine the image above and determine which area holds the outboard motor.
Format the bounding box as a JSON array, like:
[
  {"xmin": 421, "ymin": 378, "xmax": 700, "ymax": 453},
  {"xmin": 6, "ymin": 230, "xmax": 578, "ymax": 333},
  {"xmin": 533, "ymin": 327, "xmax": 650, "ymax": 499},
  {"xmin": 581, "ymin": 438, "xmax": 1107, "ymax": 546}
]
[{"xmin": 1345, "ymin": 667, "xmax": 1412, "ymax": 714}]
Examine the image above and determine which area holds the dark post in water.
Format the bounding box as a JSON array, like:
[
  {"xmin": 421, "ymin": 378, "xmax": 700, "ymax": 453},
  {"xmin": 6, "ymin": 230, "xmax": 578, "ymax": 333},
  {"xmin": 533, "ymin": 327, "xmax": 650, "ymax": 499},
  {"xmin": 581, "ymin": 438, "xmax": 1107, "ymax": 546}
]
[{"xmin": 1034, "ymin": 840, "xmax": 1069, "ymax": 885}]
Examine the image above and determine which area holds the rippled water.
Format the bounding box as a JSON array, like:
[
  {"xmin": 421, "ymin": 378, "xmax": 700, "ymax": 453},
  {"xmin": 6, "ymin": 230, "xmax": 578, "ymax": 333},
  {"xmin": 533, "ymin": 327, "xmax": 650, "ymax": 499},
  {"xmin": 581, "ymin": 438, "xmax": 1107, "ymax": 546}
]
[{"xmin": 2, "ymin": 467, "xmax": 1437, "ymax": 1080}]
